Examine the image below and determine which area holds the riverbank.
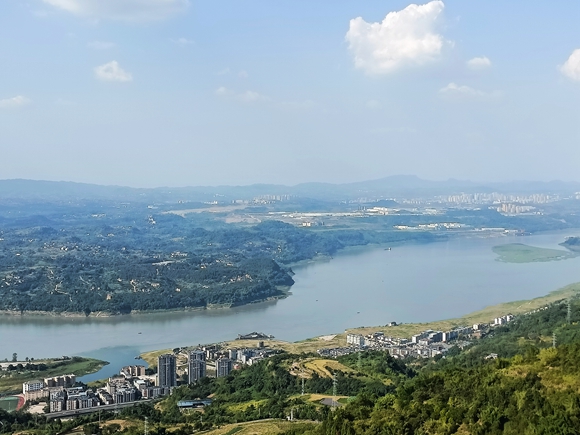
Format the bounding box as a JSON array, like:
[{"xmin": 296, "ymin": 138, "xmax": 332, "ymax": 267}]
[
  {"xmin": 0, "ymin": 232, "xmax": 559, "ymax": 320},
  {"xmin": 0, "ymin": 286, "xmax": 293, "ymax": 319},
  {"xmin": 0, "ymin": 357, "xmax": 108, "ymax": 394},
  {"xmin": 140, "ymin": 280, "xmax": 580, "ymax": 361},
  {"xmin": 492, "ymin": 243, "xmax": 578, "ymax": 263}
]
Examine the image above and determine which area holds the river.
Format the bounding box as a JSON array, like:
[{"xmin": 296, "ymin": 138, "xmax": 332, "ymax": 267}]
[{"xmin": 0, "ymin": 230, "xmax": 579, "ymax": 382}]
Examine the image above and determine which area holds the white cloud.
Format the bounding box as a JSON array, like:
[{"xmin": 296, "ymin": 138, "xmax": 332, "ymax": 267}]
[
  {"xmin": 466, "ymin": 56, "xmax": 491, "ymax": 70},
  {"xmin": 238, "ymin": 70, "xmax": 248, "ymax": 79},
  {"xmin": 42, "ymin": 0, "xmax": 189, "ymax": 22},
  {"xmin": 95, "ymin": 61, "xmax": 133, "ymax": 82},
  {"xmin": 88, "ymin": 41, "xmax": 115, "ymax": 50},
  {"xmin": 0, "ymin": 96, "xmax": 31, "ymax": 109},
  {"xmin": 345, "ymin": 1, "xmax": 448, "ymax": 75},
  {"xmin": 217, "ymin": 68, "xmax": 231, "ymax": 75},
  {"xmin": 439, "ymin": 82, "xmax": 501, "ymax": 99},
  {"xmin": 215, "ymin": 86, "xmax": 229, "ymax": 96},
  {"xmin": 215, "ymin": 87, "xmax": 271, "ymax": 103},
  {"xmin": 366, "ymin": 100, "xmax": 382, "ymax": 109},
  {"xmin": 560, "ymin": 49, "xmax": 580, "ymax": 81},
  {"xmin": 172, "ymin": 37, "xmax": 194, "ymax": 46}
]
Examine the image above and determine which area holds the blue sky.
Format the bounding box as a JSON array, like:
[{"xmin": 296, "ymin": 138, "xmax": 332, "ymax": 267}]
[{"xmin": 1, "ymin": 0, "xmax": 580, "ymax": 187}]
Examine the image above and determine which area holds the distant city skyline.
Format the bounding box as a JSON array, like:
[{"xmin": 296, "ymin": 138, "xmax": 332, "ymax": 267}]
[{"xmin": 1, "ymin": 1, "xmax": 580, "ymax": 187}]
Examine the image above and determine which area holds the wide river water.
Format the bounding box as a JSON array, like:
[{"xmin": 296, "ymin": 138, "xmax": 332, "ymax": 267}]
[{"xmin": 1, "ymin": 229, "xmax": 579, "ymax": 381}]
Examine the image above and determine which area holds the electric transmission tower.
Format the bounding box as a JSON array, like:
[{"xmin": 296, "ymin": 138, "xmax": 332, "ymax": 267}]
[
  {"xmin": 567, "ymin": 299, "xmax": 572, "ymax": 324},
  {"xmin": 358, "ymin": 351, "xmax": 362, "ymax": 372},
  {"xmin": 301, "ymin": 376, "xmax": 305, "ymax": 396},
  {"xmin": 144, "ymin": 417, "xmax": 148, "ymax": 435},
  {"xmin": 553, "ymin": 332, "xmax": 557, "ymax": 349}
]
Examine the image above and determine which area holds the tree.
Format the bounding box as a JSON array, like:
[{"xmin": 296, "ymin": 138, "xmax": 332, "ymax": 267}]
[{"xmin": 12, "ymin": 353, "xmax": 17, "ymax": 362}]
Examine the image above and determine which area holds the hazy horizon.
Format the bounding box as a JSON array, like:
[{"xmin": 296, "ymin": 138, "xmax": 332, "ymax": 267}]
[
  {"xmin": 3, "ymin": 174, "xmax": 580, "ymax": 191},
  {"xmin": 2, "ymin": 1, "xmax": 580, "ymax": 188}
]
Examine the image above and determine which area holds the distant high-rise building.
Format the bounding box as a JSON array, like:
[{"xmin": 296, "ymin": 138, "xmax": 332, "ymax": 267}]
[
  {"xmin": 216, "ymin": 358, "xmax": 233, "ymax": 378},
  {"xmin": 188, "ymin": 350, "xmax": 206, "ymax": 384},
  {"xmin": 157, "ymin": 354, "xmax": 177, "ymax": 388}
]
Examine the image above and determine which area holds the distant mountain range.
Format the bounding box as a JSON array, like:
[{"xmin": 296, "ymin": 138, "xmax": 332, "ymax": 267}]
[{"xmin": 0, "ymin": 176, "xmax": 579, "ymax": 203}]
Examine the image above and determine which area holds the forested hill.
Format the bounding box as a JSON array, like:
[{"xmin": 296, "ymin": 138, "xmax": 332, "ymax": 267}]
[
  {"xmin": 2, "ymin": 179, "xmax": 577, "ymax": 315},
  {"xmin": 0, "ymin": 209, "xmax": 437, "ymax": 314},
  {"xmin": 562, "ymin": 236, "xmax": 580, "ymax": 252}
]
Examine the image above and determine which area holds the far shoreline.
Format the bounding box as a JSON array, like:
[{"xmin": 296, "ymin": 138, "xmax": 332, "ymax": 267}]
[
  {"xmin": 0, "ymin": 288, "xmax": 292, "ymax": 319},
  {"xmin": 2, "ymin": 229, "xmax": 578, "ymax": 320}
]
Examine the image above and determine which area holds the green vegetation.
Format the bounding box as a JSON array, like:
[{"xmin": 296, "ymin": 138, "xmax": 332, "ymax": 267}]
[
  {"xmin": 206, "ymin": 421, "xmax": 317, "ymax": 435},
  {"xmin": 0, "ymin": 356, "xmax": 107, "ymax": 394},
  {"xmin": 5, "ymin": 296, "xmax": 580, "ymax": 434},
  {"xmin": 492, "ymin": 243, "xmax": 577, "ymax": 263},
  {"xmin": 0, "ymin": 207, "xmax": 438, "ymax": 315},
  {"xmin": 2, "ymin": 181, "xmax": 580, "ymax": 315}
]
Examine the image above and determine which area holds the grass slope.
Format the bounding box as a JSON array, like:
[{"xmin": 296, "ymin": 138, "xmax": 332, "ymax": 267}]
[
  {"xmin": 204, "ymin": 419, "xmax": 318, "ymax": 435},
  {"xmin": 0, "ymin": 357, "xmax": 107, "ymax": 394},
  {"xmin": 348, "ymin": 281, "xmax": 580, "ymax": 339}
]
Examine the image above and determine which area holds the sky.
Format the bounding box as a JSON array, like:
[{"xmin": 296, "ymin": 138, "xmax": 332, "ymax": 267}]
[{"xmin": 1, "ymin": 0, "xmax": 580, "ymax": 188}]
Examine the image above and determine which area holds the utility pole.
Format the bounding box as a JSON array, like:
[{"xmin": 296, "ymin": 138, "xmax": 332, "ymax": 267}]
[{"xmin": 332, "ymin": 372, "xmax": 338, "ymax": 409}]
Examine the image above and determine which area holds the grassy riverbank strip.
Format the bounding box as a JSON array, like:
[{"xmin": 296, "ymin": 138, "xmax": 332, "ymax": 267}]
[
  {"xmin": 141, "ymin": 281, "xmax": 580, "ymax": 363},
  {"xmin": 492, "ymin": 243, "xmax": 578, "ymax": 263},
  {"xmin": 0, "ymin": 357, "xmax": 108, "ymax": 394}
]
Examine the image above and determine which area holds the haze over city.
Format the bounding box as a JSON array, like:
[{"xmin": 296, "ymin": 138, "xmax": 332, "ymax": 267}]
[
  {"xmin": 5, "ymin": 3, "xmax": 580, "ymax": 431},
  {"xmin": 1, "ymin": 0, "xmax": 580, "ymax": 187}
]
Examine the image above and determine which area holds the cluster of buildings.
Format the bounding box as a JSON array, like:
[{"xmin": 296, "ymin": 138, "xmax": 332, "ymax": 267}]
[
  {"xmin": 22, "ymin": 374, "xmax": 76, "ymax": 402},
  {"xmin": 26, "ymin": 340, "xmax": 278, "ymax": 415},
  {"xmin": 432, "ymin": 192, "xmax": 559, "ymax": 206},
  {"xmin": 491, "ymin": 204, "xmax": 537, "ymax": 215},
  {"xmin": 49, "ymin": 387, "xmax": 99, "ymax": 413},
  {"xmin": 230, "ymin": 195, "xmax": 292, "ymax": 205},
  {"xmin": 46, "ymin": 366, "xmax": 159, "ymax": 413},
  {"xmin": 393, "ymin": 222, "xmax": 464, "ymax": 231},
  {"xmin": 319, "ymin": 314, "xmax": 516, "ymax": 360},
  {"xmin": 22, "ymin": 365, "xmax": 162, "ymax": 414},
  {"xmin": 164, "ymin": 341, "xmax": 277, "ymax": 387}
]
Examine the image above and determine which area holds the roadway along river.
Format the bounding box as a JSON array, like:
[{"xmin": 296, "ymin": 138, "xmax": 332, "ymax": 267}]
[{"xmin": 0, "ymin": 229, "xmax": 579, "ymax": 381}]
